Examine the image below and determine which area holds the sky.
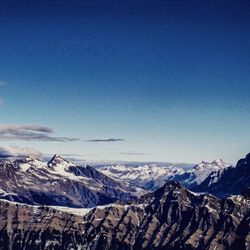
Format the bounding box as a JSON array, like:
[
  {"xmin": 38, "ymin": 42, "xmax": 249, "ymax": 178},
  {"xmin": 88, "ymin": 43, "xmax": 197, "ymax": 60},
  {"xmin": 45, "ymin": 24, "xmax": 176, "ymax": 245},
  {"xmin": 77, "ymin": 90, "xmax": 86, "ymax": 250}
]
[{"xmin": 0, "ymin": 0, "xmax": 250, "ymax": 164}]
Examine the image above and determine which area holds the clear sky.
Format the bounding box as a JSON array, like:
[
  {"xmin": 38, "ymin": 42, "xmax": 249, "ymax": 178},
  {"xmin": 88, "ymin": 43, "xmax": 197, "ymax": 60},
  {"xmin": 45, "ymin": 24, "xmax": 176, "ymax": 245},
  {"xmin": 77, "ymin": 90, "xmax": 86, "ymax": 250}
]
[{"xmin": 0, "ymin": 0, "xmax": 250, "ymax": 164}]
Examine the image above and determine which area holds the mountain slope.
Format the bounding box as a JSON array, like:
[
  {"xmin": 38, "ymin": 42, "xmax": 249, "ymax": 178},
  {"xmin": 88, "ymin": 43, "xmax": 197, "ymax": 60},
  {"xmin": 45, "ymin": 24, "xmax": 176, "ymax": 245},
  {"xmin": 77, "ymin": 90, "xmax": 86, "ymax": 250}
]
[
  {"xmin": 194, "ymin": 153, "xmax": 250, "ymax": 197},
  {"xmin": 0, "ymin": 181, "xmax": 249, "ymax": 249},
  {"xmin": 0, "ymin": 155, "xmax": 137, "ymax": 208}
]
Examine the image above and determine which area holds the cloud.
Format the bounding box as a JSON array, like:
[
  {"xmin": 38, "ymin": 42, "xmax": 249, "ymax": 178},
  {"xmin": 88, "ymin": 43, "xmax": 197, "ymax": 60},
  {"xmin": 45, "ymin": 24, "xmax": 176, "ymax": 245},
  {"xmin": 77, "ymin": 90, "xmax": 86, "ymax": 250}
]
[
  {"xmin": 120, "ymin": 152, "xmax": 147, "ymax": 155},
  {"xmin": 86, "ymin": 138, "xmax": 125, "ymax": 142},
  {"xmin": 0, "ymin": 125, "xmax": 53, "ymax": 133},
  {"xmin": 0, "ymin": 145, "xmax": 41, "ymax": 158},
  {"xmin": 0, "ymin": 124, "xmax": 78, "ymax": 142}
]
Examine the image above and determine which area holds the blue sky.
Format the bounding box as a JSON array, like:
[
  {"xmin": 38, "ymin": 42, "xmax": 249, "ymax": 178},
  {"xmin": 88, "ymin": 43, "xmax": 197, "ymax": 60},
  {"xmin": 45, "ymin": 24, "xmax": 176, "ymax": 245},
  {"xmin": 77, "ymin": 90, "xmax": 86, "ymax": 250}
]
[{"xmin": 0, "ymin": 0, "xmax": 250, "ymax": 164}]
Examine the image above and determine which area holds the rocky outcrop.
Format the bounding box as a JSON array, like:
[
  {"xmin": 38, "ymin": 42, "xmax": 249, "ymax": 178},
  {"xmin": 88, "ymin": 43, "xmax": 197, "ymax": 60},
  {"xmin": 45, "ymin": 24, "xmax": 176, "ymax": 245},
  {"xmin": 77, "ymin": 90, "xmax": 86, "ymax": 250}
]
[
  {"xmin": 0, "ymin": 181, "xmax": 249, "ymax": 249},
  {"xmin": 0, "ymin": 200, "xmax": 85, "ymax": 250}
]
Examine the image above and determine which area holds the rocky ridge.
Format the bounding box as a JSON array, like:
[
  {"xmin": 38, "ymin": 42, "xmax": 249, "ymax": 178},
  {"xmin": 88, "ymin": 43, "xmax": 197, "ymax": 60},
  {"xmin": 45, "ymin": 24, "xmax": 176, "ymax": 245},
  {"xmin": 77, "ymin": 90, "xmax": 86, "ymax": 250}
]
[{"xmin": 0, "ymin": 181, "xmax": 249, "ymax": 249}]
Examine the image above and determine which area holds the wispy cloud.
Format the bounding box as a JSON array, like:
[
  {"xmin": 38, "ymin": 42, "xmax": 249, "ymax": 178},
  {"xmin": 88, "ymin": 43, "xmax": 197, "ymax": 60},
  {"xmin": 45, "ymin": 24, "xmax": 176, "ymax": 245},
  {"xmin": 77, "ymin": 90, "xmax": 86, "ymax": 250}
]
[
  {"xmin": 86, "ymin": 138, "xmax": 125, "ymax": 142},
  {"xmin": 120, "ymin": 152, "xmax": 147, "ymax": 155},
  {"xmin": 0, "ymin": 145, "xmax": 41, "ymax": 158},
  {"xmin": 0, "ymin": 124, "xmax": 78, "ymax": 142}
]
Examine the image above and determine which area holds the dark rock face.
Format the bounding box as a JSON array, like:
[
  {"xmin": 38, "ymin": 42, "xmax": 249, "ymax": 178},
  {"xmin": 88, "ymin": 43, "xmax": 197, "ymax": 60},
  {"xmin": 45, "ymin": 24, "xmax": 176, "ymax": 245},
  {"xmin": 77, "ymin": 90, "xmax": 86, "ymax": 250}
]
[
  {"xmin": 0, "ymin": 200, "xmax": 85, "ymax": 250},
  {"xmin": 0, "ymin": 156, "xmax": 137, "ymax": 208},
  {"xmin": 193, "ymin": 153, "xmax": 250, "ymax": 198},
  {"xmin": 0, "ymin": 181, "xmax": 249, "ymax": 250}
]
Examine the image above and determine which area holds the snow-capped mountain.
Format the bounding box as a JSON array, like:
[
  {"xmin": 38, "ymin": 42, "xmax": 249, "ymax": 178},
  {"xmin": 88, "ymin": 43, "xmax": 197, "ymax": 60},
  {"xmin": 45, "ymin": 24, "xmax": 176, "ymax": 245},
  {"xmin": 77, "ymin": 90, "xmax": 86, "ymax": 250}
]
[
  {"xmin": 193, "ymin": 153, "xmax": 250, "ymax": 198},
  {"xmin": 0, "ymin": 155, "xmax": 138, "ymax": 208},
  {"xmin": 98, "ymin": 163, "xmax": 185, "ymax": 190},
  {"xmin": 173, "ymin": 159, "xmax": 231, "ymax": 188},
  {"xmin": 0, "ymin": 153, "xmax": 249, "ymax": 249},
  {"xmin": 98, "ymin": 159, "xmax": 231, "ymax": 191}
]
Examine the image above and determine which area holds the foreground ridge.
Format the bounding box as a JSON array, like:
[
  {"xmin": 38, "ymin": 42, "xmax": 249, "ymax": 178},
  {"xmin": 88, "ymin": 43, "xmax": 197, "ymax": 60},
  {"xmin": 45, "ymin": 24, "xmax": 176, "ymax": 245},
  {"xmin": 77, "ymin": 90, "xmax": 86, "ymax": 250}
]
[{"xmin": 0, "ymin": 181, "xmax": 249, "ymax": 250}]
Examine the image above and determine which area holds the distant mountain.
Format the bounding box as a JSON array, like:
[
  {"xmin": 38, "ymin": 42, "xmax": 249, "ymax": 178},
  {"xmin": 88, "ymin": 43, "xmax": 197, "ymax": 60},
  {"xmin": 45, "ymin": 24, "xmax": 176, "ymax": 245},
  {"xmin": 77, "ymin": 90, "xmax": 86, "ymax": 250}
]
[
  {"xmin": 0, "ymin": 181, "xmax": 249, "ymax": 249},
  {"xmin": 98, "ymin": 159, "xmax": 230, "ymax": 191},
  {"xmin": 93, "ymin": 161, "xmax": 194, "ymax": 169},
  {"xmin": 173, "ymin": 159, "xmax": 231, "ymax": 189},
  {"xmin": 0, "ymin": 155, "xmax": 138, "ymax": 207},
  {"xmin": 193, "ymin": 153, "xmax": 250, "ymax": 198},
  {"xmin": 98, "ymin": 163, "xmax": 185, "ymax": 190}
]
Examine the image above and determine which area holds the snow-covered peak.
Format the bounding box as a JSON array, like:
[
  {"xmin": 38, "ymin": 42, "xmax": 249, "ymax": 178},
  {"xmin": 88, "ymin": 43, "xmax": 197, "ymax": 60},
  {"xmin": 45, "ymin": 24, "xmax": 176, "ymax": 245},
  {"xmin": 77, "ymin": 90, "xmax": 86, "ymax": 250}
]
[
  {"xmin": 21, "ymin": 155, "xmax": 41, "ymax": 163},
  {"xmin": 49, "ymin": 154, "xmax": 65, "ymax": 163},
  {"xmin": 16, "ymin": 155, "xmax": 46, "ymax": 172},
  {"xmin": 97, "ymin": 159, "xmax": 231, "ymax": 191},
  {"xmin": 47, "ymin": 154, "xmax": 76, "ymax": 169},
  {"xmin": 100, "ymin": 164, "xmax": 167, "ymax": 181},
  {"xmin": 0, "ymin": 155, "xmax": 137, "ymax": 208},
  {"xmin": 194, "ymin": 159, "xmax": 229, "ymax": 171},
  {"xmin": 16, "ymin": 154, "xmax": 77, "ymax": 174},
  {"xmin": 187, "ymin": 159, "xmax": 230, "ymax": 185},
  {"xmin": 98, "ymin": 164, "xmax": 185, "ymax": 190},
  {"xmin": 211, "ymin": 159, "xmax": 226, "ymax": 166}
]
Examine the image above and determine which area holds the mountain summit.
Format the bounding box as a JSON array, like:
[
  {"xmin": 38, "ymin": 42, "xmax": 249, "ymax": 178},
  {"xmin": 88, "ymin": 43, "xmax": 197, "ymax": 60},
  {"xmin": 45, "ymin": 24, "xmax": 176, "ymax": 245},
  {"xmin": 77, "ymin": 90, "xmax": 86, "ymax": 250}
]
[{"xmin": 47, "ymin": 154, "xmax": 74, "ymax": 168}]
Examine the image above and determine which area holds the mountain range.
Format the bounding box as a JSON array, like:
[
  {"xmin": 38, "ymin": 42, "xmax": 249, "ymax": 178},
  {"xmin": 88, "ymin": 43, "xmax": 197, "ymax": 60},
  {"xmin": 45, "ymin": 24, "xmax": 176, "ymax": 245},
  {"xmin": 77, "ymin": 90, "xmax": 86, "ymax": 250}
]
[
  {"xmin": 98, "ymin": 163, "xmax": 186, "ymax": 190},
  {"xmin": 0, "ymin": 153, "xmax": 249, "ymax": 249},
  {"xmin": 98, "ymin": 159, "xmax": 231, "ymax": 192}
]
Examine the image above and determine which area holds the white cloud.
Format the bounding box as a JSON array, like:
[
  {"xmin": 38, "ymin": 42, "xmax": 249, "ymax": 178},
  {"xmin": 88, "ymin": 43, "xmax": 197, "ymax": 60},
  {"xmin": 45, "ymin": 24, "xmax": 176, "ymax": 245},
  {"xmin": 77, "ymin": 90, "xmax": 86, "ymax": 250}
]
[{"xmin": 0, "ymin": 145, "xmax": 41, "ymax": 158}]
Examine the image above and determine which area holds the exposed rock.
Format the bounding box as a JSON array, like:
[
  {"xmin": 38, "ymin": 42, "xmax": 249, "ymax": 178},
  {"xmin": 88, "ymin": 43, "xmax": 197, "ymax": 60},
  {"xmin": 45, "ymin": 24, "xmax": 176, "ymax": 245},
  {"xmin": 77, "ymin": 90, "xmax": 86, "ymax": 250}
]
[{"xmin": 0, "ymin": 181, "xmax": 249, "ymax": 249}]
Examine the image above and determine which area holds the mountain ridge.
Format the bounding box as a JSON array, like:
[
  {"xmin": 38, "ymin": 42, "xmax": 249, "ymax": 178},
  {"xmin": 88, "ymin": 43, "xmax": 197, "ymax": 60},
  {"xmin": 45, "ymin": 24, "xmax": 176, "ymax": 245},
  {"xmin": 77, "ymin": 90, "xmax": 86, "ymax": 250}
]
[{"xmin": 0, "ymin": 180, "xmax": 248, "ymax": 249}]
